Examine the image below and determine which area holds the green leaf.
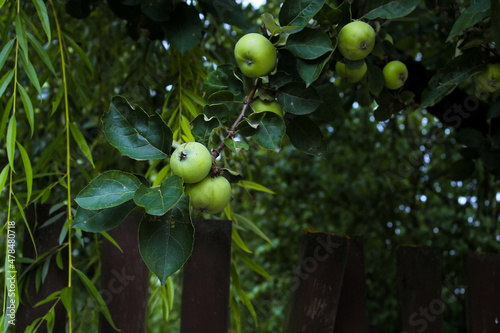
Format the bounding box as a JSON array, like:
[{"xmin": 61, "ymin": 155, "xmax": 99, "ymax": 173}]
[
  {"xmin": 237, "ymin": 180, "xmax": 275, "ymax": 195},
  {"xmin": 231, "ymin": 263, "xmax": 258, "ymax": 325},
  {"xmin": 27, "ymin": 33, "xmax": 57, "ymax": 76},
  {"xmin": 75, "ymin": 170, "xmax": 142, "ymax": 210},
  {"xmin": 102, "ymin": 96, "xmax": 173, "ymax": 160},
  {"xmin": 19, "ymin": 52, "xmax": 42, "ymax": 95},
  {"xmin": 202, "ymin": 104, "xmax": 230, "ymax": 123},
  {"xmin": 69, "ymin": 122, "xmax": 95, "ymax": 168},
  {"xmin": 15, "ymin": 14, "xmax": 29, "ymax": 59},
  {"xmin": 17, "ymin": 83, "xmax": 35, "ymax": 137},
  {"xmin": 297, "ymin": 52, "xmax": 332, "ymax": 87},
  {"xmin": 62, "ymin": 32, "xmax": 94, "ymax": 76},
  {"xmin": 246, "ymin": 112, "xmax": 286, "ymax": 151},
  {"xmin": 163, "ymin": 3, "xmax": 202, "ymax": 54},
  {"xmin": 17, "ymin": 142, "xmax": 32, "ymax": 205},
  {"xmin": 447, "ymin": 0, "xmax": 490, "ymax": 42},
  {"xmin": 138, "ymin": 196, "xmax": 194, "ymax": 284},
  {"xmin": 191, "ymin": 114, "xmax": 220, "ymax": 146},
  {"xmin": 314, "ymin": 3, "xmax": 343, "ymax": 25},
  {"xmin": 238, "ymin": 252, "xmax": 272, "ymax": 280},
  {"xmin": 0, "ymin": 39, "xmax": 15, "ymax": 71},
  {"xmin": 72, "ymin": 200, "xmax": 136, "ymax": 232},
  {"xmin": 134, "ymin": 176, "xmax": 184, "ymax": 216},
  {"xmin": 279, "ymin": 0, "xmax": 325, "ymax": 33},
  {"xmin": 285, "ymin": 28, "xmax": 334, "ymax": 60},
  {"xmin": 198, "ymin": 0, "xmax": 247, "ymax": 28},
  {"xmin": 32, "ymin": 0, "xmax": 51, "ymax": 42},
  {"xmin": 373, "ymin": 106, "xmax": 393, "ymax": 121},
  {"xmin": 207, "ymin": 90, "xmax": 234, "ymax": 104},
  {"xmin": 286, "ymin": 115, "xmax": 326, "ymax": 157},
  {"xmin": 277, "ymin": 82, "xmax": 323, "ymax": 115},
  {"xmin": 224, "ymin": 138, "xmax": 249, "ymax": 153},
  {"xmin": 232, "ymin": 227, "xmax": 252, "ymax": 253},
  {"xmin": 6, "ymin": 114, "xmax": 16, "ymax": 170},
  {"xmin": 364, "ymin": 0, "xmax": 421, "ymax": 19},
  {"xmin": 0, "ymin": 96, "xmax": 14, "ymax": 143},
  {"xmin": 0, "ymin": 70, "xmax": 14, "ymax": 99},
  {"xmin": 233, "ymin": 212, "xmax": 272, "ymax": 244},
  {"xmin": 0, "ymin": 165, "xmax": 9, "ymax": 192},
  {"xmin": 73, "ymin": 267, "xmax": 119, "ymax": 331}
]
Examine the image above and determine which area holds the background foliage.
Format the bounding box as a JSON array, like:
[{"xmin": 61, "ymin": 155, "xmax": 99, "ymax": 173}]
[{"xmin": 0, "ymin": 0, "xmax": 499, "ymax": 332}]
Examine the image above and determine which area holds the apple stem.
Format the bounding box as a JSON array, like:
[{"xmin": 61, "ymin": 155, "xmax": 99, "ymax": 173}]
[{"xmin": 211, "ymin": 80, "xmax": 259, "ymax": 161}]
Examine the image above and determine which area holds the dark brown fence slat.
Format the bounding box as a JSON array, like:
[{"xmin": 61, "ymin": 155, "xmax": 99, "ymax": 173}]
[
  {"xmin": 283, "ymin": 230, "xmax": 350, "ymax": 333},
  {"xmin": 99, "ymin": 211, "xmax": 149, "ymax": 333},
  {"xmin": 396, "ymin": 245, "xmax": 443, "ymax": 333},
  {"xmin": 464, "ymin": 252, "xmax": 500, "ymax": 333},
  {"xmin": 16, "ymin": 204, "xmax": 68, "ymax": 333},
  {"xmin": 334, "ymin": 235, "xmax": 369, "ymax": 333},
  {"xmin": 181, "ymin": 219, "xmax": 232, "ymax": 333}
]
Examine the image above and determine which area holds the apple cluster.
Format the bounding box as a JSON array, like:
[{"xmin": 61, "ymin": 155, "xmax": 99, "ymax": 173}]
[
  {"xmin": 335, "ymin": 21, "xmax": 409, "ymax": 90},
  {"xmin": 170, "ymin": 142, "xmax": 231, "ymax": 214}
]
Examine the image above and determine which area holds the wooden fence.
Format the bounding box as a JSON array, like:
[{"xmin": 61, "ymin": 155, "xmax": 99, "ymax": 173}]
[{"xmin": 16, "ymin": 209, "xmax": 500, "ymax": 332}]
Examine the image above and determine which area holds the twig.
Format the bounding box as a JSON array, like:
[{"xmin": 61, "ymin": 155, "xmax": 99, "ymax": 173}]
[{"xmin": 211, "ymin": 81, "xmax": 259, "ymax": 160}]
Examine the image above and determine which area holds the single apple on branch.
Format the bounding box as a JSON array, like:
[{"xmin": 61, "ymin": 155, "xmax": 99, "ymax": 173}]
[
  {"xmin": 383, "ymin": 60, "xmax": 408, "ymax": 90},
  {"xmin": 337, "ymin": 21, "xmax": 375, "ymax": 61},
  {"xmin": 170, "ymin": 142, "xmax": 213, "ymax": 184},
  {"xmin": 234, "ymin": 33, "xmax": 277, "ymax": 78}
]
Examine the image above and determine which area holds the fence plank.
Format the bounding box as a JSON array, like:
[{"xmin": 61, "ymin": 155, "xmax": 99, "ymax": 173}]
[
  {"xmin": 464, "ymin": 252, "xmax": 500, "ymax": 333},
  {"xmin": 16, "ymin": 204, "xmax": 68, "ymax": 333},
  {"xmin": 283, "ymin": 229, "xmax": 350, "ymax": 333},
  {"xmin": 181, "ymin": 219, "xmax": 232, "ymax": 333},
  {"xmin": 99, "ymin": 211, "xmax": 149, "ymax": 333},
  {"xmin": 396, "ymin": 245, "xmax": 443, "ymax": 333},
  {"xmin": 334, "ymin": 235, "xmax": 369, "ymax": 333}
]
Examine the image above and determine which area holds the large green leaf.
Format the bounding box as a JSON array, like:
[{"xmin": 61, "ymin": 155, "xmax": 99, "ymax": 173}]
[
  {"xmin": 191, "ymin": 114, "xmax": 220, "ymax": 146},
  {"xmin": 277, "ymin": 82, "xmax": 323, "ymax": 115},
  {"xmin": 286, "ymin": 115, "xmax": 326, "ymax": 157},
  {"xmin": 163, "ymin": 3, "xmax": 202, "ymax": 54},
  {"xmin": 72, "ymin": 200, "xmax": 136, "ymax": 232},
  {"xmin": 102, "ymin": 96, "xmax": 172, "ymax": 160},
  {"xmin": 285, "ymin": 28, "xmax": 334, "ymax": 60},
  {"xmin": 297, "ymin": 52, "xmax": 333, "ymax": 87},
  {"xmin": 279, "ymin": 0, "xmax": 325, "ymax": 33},
  {"xmin": 447, "ymin": 0, "xmax": 490, "ymax": 42},
  {"xmin": 138, "ymin": 196, "xmax": 194, "ymax": 284},
  {"xmin": 246, "ymin": 112, "xmax": 286, "ymax": 152},
  {"xmin": 75, "ymin": 171, "xmax": 142, "ymax": 210},
  {"xmin": 134, "ymin": 176, "xmax": 184, "ymax": 216},
  {"xmin": 364, "ymin": 0, "xmax": 421, "ymax": 19}
]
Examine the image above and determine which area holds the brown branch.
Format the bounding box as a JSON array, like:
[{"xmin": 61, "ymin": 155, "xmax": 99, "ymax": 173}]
[{"xmin": 211, "ymin": 81, "xmax": 259, "ymax": 161}]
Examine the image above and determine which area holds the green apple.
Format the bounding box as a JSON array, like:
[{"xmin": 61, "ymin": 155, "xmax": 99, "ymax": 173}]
[
  {"xmin": 170, "ymin": 142, "xmax": 212, "ymax": 184},
  {"xmin": 383, "ymin": 60, "xmax": 408, "ymax": 90},
  {"xmin": 185, "ymin": 176, "xmax": 232, "ymax": 214},
  {"xmin": 251, "ymin": 98, "xmax": 284, "ymax": 116},
  {"xmin": 335, "ymin": 61, "xmax": 367, "ymax": 83},
  {"xmin": 234, "ymin": 33, "xmax": 277, "ymax": 78},
  {"xmin": 475, "ymin": 63, "xmax": 500, "ymax": 93},
  {"xmin": 338, "ymin": 21, "xmax": 376, "ymax": 61}
]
